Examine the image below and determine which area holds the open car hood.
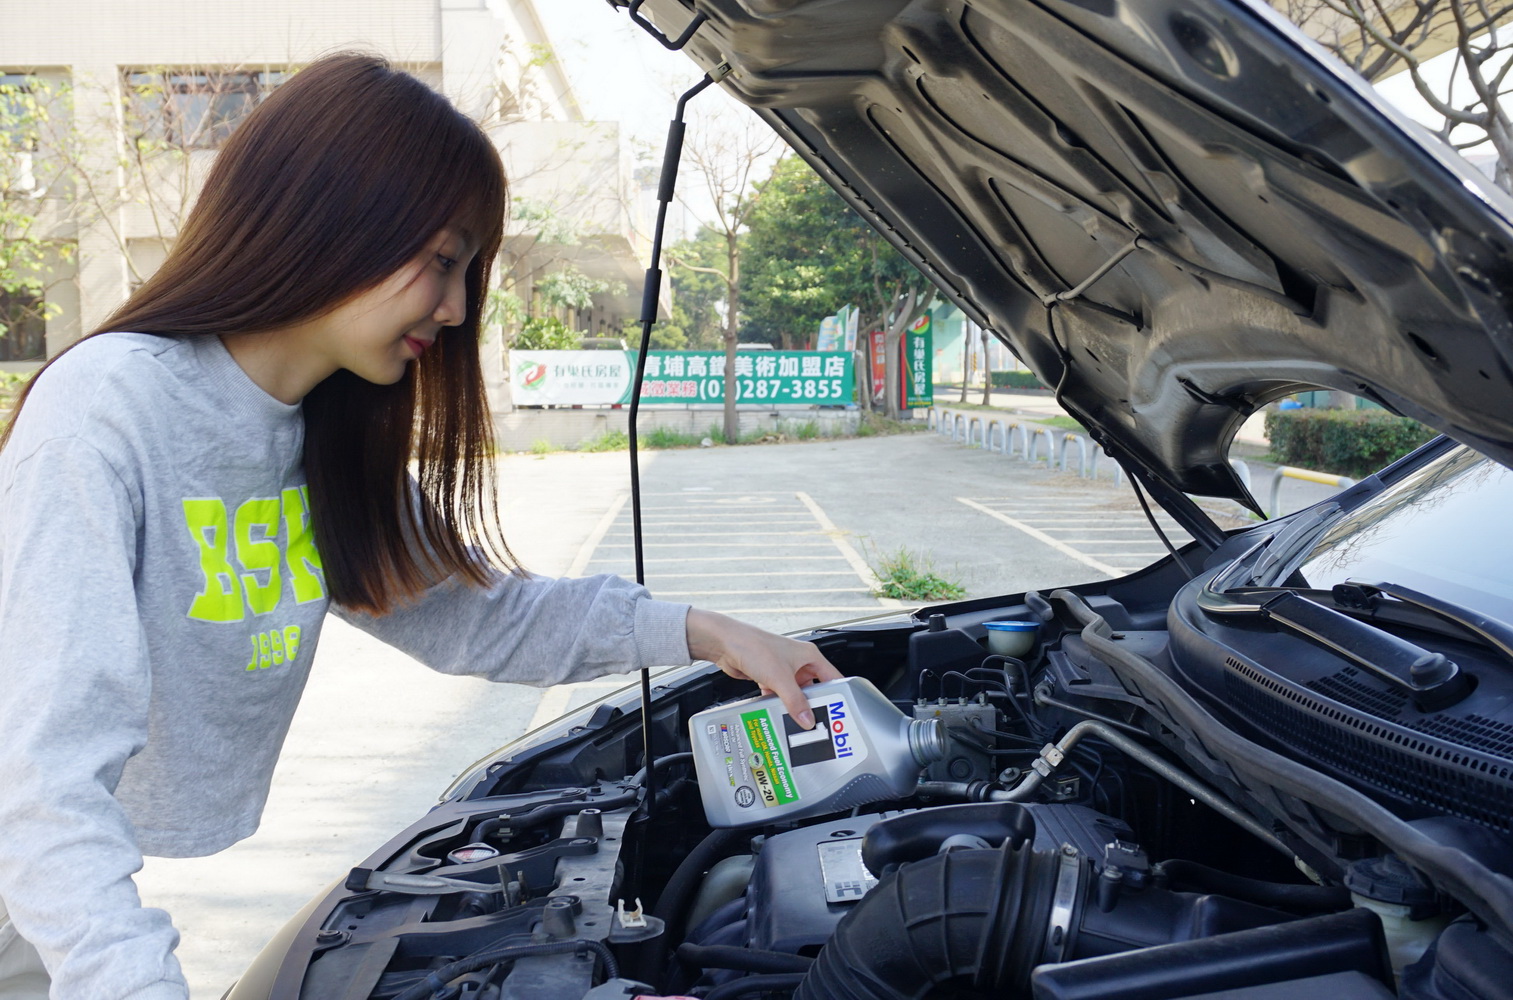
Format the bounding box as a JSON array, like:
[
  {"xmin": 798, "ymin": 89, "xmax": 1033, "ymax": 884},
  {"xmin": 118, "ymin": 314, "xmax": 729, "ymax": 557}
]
[{"xmin": 641, "ymin": 0, "xmax": 1513, "ymax": 502}]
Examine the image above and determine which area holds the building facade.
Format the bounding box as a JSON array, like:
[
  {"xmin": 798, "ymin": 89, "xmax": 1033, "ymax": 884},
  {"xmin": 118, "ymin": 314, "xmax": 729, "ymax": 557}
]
[{"xmin": 0, "ymin": 0, "xmax": 648, "ymax": 410}]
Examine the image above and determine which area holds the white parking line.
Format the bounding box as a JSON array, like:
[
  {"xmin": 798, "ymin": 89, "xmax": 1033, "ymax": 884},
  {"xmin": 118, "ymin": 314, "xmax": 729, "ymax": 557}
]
[
  {"xmin": 716, "ymin": 605, "xmax": 904, "ymax": 615},
  {"xmin": 796, "ymin": 492, "xmax": 903, "ymax": 609},
  {"xmin": 648, "ymin": 570, "xmax": 860, "ymax": 578},
  {"xmin": 957, "ymin": 497, "xmax": 1124, "ymax": 577},
  {"xmin": 595, "ymin": 541, "xmax": 833, "ymax": 548},
  {"xmin": 654, "ymin": 587, "xmax": 871, "ymax": 597},
  {"xmin": 602, "ymin": 530, "xmax": 829, "ymax": 538},
  {"xmin": 567, "ymin": 492, "xmax": 629, "ymax": 577},
  {"xmin": 591, "ymin": 555, "xmax": 854, "ymax": 563}
]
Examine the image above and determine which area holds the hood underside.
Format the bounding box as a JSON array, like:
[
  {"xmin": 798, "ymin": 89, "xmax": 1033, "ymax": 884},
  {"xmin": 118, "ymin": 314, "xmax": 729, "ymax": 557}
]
[{"xmin": 641, "ymin": 0, "xmax": 1513, "ymax": 501}]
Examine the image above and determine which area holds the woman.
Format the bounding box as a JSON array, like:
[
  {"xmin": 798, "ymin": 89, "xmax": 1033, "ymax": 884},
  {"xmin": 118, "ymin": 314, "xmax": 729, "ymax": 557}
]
[{"xmin": 0, "ymin": 54, "xmax": 838, "ymax": 999}]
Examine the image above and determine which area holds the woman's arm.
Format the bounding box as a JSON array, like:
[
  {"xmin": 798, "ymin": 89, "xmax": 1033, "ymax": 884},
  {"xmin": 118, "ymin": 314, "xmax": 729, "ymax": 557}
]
[
  {"xmin": 335, "ymin": 572, "xmax": 841, "ymax": 726},
  {"xmin": 0, "ymin": 438, "xmax": 187, "ymax": 1000}
]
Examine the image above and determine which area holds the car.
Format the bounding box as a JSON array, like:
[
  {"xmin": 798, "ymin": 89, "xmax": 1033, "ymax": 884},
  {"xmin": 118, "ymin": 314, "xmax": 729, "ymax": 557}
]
[{"xmin": 225, "ymin": 0, "xmax": 1513, "ymax": 997}]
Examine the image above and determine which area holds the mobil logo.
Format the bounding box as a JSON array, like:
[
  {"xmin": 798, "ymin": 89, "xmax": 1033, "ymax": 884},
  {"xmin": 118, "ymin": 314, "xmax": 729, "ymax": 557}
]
[{"xmin": 828, "ymin": 700, "xmax": 854, "ymax": 759}]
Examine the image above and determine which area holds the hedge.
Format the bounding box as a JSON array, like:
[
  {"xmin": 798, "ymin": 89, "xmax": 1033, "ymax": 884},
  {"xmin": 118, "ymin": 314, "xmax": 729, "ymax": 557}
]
[
  {"xmin": 990, "ymin": 370, "xmax": 1048, "ymax": 389},
  {"xmin": 1264, "ymin": 408, "xmax": 1435, "ymax": 479}
]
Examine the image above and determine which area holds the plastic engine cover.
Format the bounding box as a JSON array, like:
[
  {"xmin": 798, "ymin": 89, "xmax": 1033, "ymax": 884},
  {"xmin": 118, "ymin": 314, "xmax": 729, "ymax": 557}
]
[{"xmin": 747, "ymin": 804, "xmax": 1133, "ymax": 955}]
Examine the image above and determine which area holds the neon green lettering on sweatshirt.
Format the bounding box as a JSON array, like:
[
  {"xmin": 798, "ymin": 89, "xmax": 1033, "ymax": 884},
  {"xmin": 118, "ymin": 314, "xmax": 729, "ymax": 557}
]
[
  {"xmin": 234, "ymin": 498, "xmax": 282, "ymax": 615},
  {"xmin": 183, "ymin": 498, "xmax": 244, "ymax": 623},
  {"xmin": 281, "ymin": 485, "xmax": 326, "ymax": 604}
]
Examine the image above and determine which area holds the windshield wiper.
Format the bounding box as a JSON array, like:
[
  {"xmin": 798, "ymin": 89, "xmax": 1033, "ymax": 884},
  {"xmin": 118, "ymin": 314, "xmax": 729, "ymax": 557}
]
[
  {"xmin": 1259, "ymin": 591, "xmax": 1473, "ymax": 712},
  {"xmin": 1333, "ymin": 580, "xmax": 1513, "ymax": 664}
]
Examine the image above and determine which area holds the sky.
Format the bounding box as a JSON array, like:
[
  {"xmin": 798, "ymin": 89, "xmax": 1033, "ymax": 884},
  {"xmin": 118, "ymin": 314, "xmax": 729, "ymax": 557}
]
[{"xmin": 533, "ymin": 1, "xmax": 744, "ymax": 147}]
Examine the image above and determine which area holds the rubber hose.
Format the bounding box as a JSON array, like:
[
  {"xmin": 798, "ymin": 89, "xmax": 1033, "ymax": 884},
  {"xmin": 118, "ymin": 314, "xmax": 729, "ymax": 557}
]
[
  {"xmin": 677, "ymin": 943, "xmax": 814, "ymax": 974},
  {"xmin": 704, "ymin": 973, "xmax": 808, "ymax": 999},
  {"xmin": 794, "ymin": 844, "xmax": 1057, "ymax": 1000},
  {"xmin": 1159, "ymin": 859, "xmax": 1350, "ymax": 914}
]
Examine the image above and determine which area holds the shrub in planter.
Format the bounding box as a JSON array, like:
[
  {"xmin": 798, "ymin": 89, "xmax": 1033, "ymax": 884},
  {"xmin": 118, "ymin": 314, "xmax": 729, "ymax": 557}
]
[{"xmin": 1263, "ymin": 407, "xmax": 1435, "ymax": 479}]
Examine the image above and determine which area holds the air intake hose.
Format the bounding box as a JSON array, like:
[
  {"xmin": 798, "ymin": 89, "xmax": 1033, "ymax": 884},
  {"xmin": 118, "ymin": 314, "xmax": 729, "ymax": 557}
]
[
  {"xmin": 795, "ymin": 829, "xmax": 1063, "ymax": 999},
  {"xmin": 795, "ymin": 805, "xmax": 1300, "ymax": 1000}
]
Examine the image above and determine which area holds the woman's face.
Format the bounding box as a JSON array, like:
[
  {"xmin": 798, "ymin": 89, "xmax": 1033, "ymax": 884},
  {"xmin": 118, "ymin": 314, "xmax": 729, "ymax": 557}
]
[{"xmin": 318, "ymin": 227, "xmax": 480, "ymax": 385}]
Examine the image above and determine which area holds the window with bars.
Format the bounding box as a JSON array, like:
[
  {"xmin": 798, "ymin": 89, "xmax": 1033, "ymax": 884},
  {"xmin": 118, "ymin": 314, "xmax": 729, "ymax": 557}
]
[{"xmin": 124, "ymin": 69, "xmax": 288, "ymax": 150}]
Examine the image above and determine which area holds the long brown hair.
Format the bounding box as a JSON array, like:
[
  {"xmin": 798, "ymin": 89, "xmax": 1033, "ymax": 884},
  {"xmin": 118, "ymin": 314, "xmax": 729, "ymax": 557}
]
[{"xmin": 2, "ymin": 53, "xmax": 514, "ymax": 613}]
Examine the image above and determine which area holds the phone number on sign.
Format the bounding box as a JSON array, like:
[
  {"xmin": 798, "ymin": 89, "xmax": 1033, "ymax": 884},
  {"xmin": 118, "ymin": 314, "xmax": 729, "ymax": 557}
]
[{"xmin": 704, "ymin": 378, "xmax": 848, "ymax": 401}]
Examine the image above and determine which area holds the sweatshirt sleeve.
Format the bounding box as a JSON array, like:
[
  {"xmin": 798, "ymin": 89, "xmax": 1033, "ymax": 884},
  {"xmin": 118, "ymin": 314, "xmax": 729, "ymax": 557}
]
[
  {"xmin": 0, "ymin": 438, "xmax": 188, "ymax": 1000},
  {"xmin": 333, "ymin": 569, "xmax": 692, "ymax": 686}
]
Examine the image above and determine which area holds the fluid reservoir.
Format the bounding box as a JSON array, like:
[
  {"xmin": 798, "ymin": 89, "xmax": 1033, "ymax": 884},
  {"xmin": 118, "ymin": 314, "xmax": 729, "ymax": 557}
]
[{"xmin": 690, "ymin": 676, "xmax": 946, "ymax": 828}]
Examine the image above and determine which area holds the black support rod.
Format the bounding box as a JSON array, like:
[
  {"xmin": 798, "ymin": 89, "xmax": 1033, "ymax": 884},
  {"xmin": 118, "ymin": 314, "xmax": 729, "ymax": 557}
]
[{"xmin": 629, "ymin": 74, "xmax": 715, "ymax": 818}]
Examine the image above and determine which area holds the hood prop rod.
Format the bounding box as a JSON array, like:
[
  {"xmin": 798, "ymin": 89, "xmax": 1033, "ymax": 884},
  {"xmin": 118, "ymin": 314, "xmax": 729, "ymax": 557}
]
[{"xmin": 627, "ymin": 71, "xmax": 718, "ymax": 820}]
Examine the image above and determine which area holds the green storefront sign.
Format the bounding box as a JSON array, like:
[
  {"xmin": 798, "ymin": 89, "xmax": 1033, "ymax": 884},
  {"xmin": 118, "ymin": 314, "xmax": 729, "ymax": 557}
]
[{"xmin": 904, "ymin": 315, "xmax": 934, "ymax": 408}]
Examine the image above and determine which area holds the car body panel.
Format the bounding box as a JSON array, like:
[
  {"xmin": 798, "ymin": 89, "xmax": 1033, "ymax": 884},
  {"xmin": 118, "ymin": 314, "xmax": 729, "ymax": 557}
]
[{"xmin": 640, "ymin": 0, "xmax": 1513, "ymax": 501}]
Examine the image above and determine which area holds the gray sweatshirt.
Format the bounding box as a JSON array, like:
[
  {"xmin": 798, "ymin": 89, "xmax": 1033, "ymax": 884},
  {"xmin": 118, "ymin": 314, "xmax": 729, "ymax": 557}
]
[{"xmin": 0, "ymin": 332, "xmax": 690, "ymax": 999}]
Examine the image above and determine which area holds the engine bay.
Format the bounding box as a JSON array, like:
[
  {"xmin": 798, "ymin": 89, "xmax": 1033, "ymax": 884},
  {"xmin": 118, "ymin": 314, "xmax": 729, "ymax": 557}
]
[{"xmin": 228, "ymin": 509, "xmax": 1513, "ymax": 999}]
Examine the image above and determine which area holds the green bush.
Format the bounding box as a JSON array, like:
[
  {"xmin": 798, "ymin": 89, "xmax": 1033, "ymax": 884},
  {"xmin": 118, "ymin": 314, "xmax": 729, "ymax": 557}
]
[
  {"xmin": 1264, "ymin": 408, "xmax": 1435, "ymax": 479},
  {"xmin": 990, "ymin": 370, "xmax": 1047, "ymax": 389}
]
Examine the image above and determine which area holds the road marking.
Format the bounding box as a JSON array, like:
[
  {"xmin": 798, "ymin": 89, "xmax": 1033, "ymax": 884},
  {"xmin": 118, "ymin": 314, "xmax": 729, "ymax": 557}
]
[
  {"xmin": 653, "ymin": 587, "xmax": 871, "ymax": 597},
  {"xmin": 715, "ymin": 605, "xmax": 905, "ymax": 615},
  {"xmin": 595, "ymin": 541, "xmax": 833, "ymax": 549},
  {"xmin": 567, "ymin": 492, "xmax": 629, "ymax": 577},
  {"xmin": 646, "ymin": 570, "xmax": 860, "ymax": 578},
  {"xmin": 644, "ymin": 490, "xmax": 796, "ymax": 496},
  {"xmin": 589, "ymin": 555, "xmax": 856, "ymax": 564},
  {"xmin": 602, "ymin": 530, "xmax": 828, "ymax": 538},
  {"xmin": 956, "ymin": 497, "xmax": 1124, "ymax": 577},
  {"xmin": 795, "ymin": 491, "xmax": 902, "ymax": 609}
]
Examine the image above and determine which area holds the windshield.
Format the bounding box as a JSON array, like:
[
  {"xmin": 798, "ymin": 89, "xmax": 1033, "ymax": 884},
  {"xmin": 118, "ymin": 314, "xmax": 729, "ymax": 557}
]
[{"xmin": 1288, "ymin": 445, "xmax": 1513, "ymax": 624}]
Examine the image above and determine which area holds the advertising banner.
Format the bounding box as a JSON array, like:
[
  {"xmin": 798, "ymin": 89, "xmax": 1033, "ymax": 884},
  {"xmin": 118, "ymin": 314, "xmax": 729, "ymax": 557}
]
[
  {"xmin": 869, "ymin": 330, "xmax": 887, "ymax": 402},
  {"xmin": 511, "ymin": 350, "xmax": 855, "ymax": 407},
  {"xmin": 904, "ymin": 314, "xmax": 934, "ymax": 408},
  {"xmin": 816, "ymin": 315, "xmax": 842, "ymax": 352},
  {"xmin": 511, "ymin": 351, "xmax": 633, "ymax": 407},
  {"xmin": 843, "ymin": 304, "xmax": 859, "ymax": 353}
]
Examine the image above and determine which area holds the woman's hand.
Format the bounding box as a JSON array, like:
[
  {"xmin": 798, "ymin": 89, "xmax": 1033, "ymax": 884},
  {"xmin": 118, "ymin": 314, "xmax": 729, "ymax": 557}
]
[{"xmin": 686, "ymin": 608, "xmax": 844, "ymax": 729}]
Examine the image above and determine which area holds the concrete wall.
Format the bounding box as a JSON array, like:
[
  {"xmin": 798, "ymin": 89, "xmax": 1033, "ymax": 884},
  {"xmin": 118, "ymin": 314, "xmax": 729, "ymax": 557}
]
[{"xmin": 494, "ymin": 406, "xmax": 860, "ymax": 452}]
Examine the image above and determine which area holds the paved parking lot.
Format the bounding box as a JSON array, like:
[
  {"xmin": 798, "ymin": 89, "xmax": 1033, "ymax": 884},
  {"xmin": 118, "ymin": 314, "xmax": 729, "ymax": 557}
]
[{"xmin": 135, "ymin": 430, "xmax": 1345, "ymax": 995}]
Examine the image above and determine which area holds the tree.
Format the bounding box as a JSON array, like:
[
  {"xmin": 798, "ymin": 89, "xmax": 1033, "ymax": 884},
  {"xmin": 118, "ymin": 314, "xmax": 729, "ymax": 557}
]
[
  {"xmin": 742, "ymin": 156, "xmax": 850, "ymax": 348},
  {"xmin": 0, "ymin": 74, "xmax": 72, "ymax": 361},
  {"xmin": 741, "ymin": 156, "xmax": 936, "ymax": 418},
  {"xmin": 666, "ymin": 107, "xmax": 782, "ymax": 442},
  {"xmin": 486, "ymin": 198, "xmax": 627, "ymax": 351},
  {"xmin": 1272, "ymin": 0, "xmax": 1513, "ymax": 190}
]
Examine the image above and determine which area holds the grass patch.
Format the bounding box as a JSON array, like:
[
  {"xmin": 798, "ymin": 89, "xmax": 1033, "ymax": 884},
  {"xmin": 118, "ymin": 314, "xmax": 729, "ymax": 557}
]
[
  {"xmin": 1035, "ymin": 415, "xmax": 1084, "ymax": 431},
  {"xmin": 856, "ymin": 411, "xmax": 927, "ymax": 437},
  {"xmin": 577, "ymin": 429, "xmax": 630, "ymax": 452},
  {"xmin": 870, "ymin": 547, "xmax": 967, "ymax": 602},
  {"xmin": 529, "ymin": 438, "xmax": 553, "ymax": 456},
  {"xmin": 642, "ymin": 426, "xmax": 707, "ymax": 449}
]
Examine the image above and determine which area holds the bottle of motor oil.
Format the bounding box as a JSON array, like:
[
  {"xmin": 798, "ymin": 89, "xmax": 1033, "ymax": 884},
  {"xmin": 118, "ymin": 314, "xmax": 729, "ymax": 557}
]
[{"xmin": 689, "ymin": 677, "xmax": 947, "ymax": 828}]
